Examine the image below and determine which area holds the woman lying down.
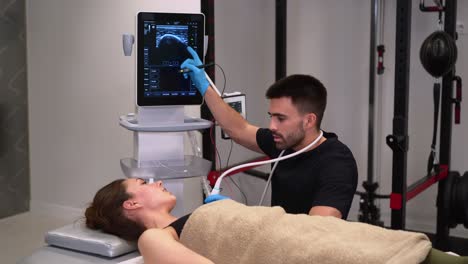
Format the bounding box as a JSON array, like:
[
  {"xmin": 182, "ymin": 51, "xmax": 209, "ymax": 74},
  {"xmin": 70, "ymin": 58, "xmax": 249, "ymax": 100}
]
[{"xmin": 85, "ymin": 178, "xmax": 468, "ymax": 264}]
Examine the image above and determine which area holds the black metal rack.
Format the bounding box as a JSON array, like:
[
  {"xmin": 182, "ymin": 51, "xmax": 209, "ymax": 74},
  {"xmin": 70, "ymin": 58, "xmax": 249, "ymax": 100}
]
[
  {"xmin": 276, "ymin": 0, "xmax": 287, "ymax": 81},
  {"xmin": 387, "ymin": 0, "xmax": 412, "ymax": 230},
  {"xmin": 201, "ymin": 0, "xmax": 216, "ymax": 169},
  {"xmin": 435, "ymin": 0, "xmax": 458, "ymax": 251},
  {"xmin": 387, "ymin": 0, "xmax": 459, "ymax": 251}
]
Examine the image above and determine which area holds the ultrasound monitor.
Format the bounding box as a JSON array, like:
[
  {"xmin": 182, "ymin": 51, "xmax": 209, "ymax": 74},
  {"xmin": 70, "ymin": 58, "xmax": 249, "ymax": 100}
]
[{"xmin": 137, "ymin": 12, "xmax": 205, "ymax": 106}]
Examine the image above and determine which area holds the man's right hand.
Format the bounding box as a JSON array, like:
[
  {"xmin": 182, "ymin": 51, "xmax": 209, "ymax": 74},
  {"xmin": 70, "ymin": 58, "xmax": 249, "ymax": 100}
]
[{"xmin": 180, "ymin": 46, "xmax": 210, "ymax": 96}]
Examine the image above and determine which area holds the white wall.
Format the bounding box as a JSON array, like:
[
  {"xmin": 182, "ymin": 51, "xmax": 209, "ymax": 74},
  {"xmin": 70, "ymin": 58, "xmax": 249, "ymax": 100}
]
[
  {"xmin": 288, "ymin": 0, "xmax": 370, "ymax": 217},
  {"xmin": 214, "ymin": 0, "xmax": 274, "ymax": 162},
  {"xmin": 212, "ymin": 0, "xmax": 275, "ymax": 205},
  {"xmin": 26, "ymin": 0, "xmax": 200, "ymax": 210}
]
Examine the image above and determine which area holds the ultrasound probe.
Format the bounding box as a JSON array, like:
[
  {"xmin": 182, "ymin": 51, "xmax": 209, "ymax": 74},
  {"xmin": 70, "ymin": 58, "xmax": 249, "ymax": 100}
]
[{"xmin": 179, "ymin": 62, "xmax": 215, "ymax": 73}]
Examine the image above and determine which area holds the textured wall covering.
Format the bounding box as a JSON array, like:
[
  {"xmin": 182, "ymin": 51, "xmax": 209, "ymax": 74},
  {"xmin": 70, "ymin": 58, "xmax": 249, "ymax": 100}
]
[{"xmin": 0, "ymin": 0, "xmax": 29, "ymax": 219}]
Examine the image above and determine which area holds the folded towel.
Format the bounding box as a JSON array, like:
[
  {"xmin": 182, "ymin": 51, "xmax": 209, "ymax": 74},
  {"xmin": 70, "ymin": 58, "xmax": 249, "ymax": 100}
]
[{"xmin": 180, "ymin": 200, "xmax": 431, "ymax": 264}]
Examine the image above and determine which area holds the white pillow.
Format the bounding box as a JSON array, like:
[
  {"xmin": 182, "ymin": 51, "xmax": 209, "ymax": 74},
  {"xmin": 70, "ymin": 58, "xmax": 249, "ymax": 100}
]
[{"xmin": 45, "ymin": 222, "xmax": 137, "ymax": 257}]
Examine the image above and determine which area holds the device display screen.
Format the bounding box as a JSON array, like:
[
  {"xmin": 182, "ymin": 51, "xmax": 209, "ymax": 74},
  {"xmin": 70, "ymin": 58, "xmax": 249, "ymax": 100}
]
[{"xmin": 137, "ymin": 12, "xmax": 205, "ymax": 106}]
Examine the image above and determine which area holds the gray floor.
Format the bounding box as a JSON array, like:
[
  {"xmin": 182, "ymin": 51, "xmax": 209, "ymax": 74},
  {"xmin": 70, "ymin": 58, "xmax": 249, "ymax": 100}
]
[{"xmin": 0, "ymin": 210, "xmax": 78, "ymax": 264}]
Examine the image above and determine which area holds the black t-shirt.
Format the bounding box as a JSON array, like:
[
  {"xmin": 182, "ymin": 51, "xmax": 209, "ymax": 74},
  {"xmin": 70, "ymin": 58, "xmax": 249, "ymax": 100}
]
[{"xmin": 256, "ymin": 129, "xmax": 358, "ymax": 219}]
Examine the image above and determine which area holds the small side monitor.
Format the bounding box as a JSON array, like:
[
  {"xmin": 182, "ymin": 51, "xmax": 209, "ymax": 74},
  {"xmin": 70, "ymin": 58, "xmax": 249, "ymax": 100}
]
[
  {"xmin": 221, "ymin": 93, "xmax": 246, "ymax": 139},
  {"xmin": 137, "ymin": 12, "xmax": 205, "ymax": 106}
]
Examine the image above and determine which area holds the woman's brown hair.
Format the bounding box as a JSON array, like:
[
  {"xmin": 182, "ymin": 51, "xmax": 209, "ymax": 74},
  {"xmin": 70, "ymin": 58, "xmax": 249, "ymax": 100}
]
[{"xmin": 85, "ymin": 179, "xmax": 145, "ymax": 241}]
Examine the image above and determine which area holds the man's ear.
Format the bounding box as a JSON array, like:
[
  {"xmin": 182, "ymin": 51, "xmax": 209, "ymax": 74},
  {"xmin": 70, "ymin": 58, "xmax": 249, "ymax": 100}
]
[
  {"xmin": 304, "ymin": 113, "xmax": 317, "ymax": 129},
  {"xmin": 123, "ymin": 200, "xmax": 142, "ymax": 210}
]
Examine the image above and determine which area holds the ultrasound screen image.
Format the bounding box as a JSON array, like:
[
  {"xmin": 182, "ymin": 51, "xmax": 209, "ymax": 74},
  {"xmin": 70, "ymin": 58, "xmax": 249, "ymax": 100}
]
[
  {"xmin": 142, "ymin": 22, "xmax": 199, "ymax": 97},
  {"xmin": 155, "ymin": 26, "xmax": 188, "ymax": 47},
  {"xmin": 136, "ymin": 13, "xmax": 204, "ymax": 106}
]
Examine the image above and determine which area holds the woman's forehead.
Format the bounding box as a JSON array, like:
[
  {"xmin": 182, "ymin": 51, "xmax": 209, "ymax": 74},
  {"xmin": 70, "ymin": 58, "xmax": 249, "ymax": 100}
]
[
  {"xmin": 126, "ymin": 178, "xmax": 143, "ymax": 183},
  {"xmin": 123, "ymin": 178, "xmax": 141, "ymax": 188}
]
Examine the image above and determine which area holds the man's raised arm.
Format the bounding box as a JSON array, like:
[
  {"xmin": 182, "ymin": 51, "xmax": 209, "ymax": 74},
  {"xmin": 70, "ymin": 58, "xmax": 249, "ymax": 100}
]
[{"xmin": 181, "ymin": 47, "xmax": 262, "ymax": 154}]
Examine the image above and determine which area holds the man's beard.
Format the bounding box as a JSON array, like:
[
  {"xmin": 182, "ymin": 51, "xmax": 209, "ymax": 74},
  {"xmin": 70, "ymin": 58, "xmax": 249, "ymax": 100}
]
[{"xmin": 273, "ymin": 126, "xmax": 305, "ymax": 150}]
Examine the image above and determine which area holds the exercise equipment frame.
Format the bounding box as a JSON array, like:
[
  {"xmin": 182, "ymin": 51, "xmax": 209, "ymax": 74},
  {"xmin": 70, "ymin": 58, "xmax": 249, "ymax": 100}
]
[{"xmin": 387, "ymin": 0, "xmax": 459, "ymax": 251}]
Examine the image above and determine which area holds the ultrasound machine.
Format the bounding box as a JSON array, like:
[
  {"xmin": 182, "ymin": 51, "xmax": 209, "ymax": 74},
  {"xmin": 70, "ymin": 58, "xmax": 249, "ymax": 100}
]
[{"xmin": 119, "ymin": 12, "xmax": 212, "ymax": 218}]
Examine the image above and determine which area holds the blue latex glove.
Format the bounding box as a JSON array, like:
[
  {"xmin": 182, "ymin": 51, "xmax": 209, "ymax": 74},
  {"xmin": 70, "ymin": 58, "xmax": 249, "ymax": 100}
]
[
  {"xmin": 180, "ymin": 46, "xmax": 210, "ymax": 96},
  {"xmin": 204, "ymin": 194, "xmax": 230, "ymax": 204}
]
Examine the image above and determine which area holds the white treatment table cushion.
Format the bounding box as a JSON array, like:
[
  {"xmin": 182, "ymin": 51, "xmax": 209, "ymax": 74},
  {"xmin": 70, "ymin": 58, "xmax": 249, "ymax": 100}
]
[{"xmin": 45, "ymin": 222, "xmax": 137, "ymax": 257}]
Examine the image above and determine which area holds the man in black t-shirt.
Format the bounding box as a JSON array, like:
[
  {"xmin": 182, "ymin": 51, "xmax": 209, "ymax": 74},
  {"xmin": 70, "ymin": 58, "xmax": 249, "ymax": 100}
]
[
  {"xmin": 256, "ymin": 128, "xmax": 357, "ymax": 218},
  {"xmin": 181, "ymin": 47, "xmax": 358, "ymax": 219}
]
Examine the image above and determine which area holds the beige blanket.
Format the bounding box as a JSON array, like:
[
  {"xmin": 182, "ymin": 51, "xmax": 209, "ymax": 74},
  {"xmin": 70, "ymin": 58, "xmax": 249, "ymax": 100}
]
[{"xmin": 180, "ymin": 200, "xmax": 431, "ymax": 264}]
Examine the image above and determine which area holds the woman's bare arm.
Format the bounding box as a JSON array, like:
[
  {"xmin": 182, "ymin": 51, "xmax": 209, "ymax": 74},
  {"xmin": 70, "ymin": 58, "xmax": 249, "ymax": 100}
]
[{"xmin": 138, "ymin": 228, "xmax": 214, "ymax": 264}]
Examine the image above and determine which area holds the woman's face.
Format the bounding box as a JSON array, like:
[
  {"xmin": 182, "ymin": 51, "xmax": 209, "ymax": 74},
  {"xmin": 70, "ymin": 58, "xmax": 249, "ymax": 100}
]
[{"xmin": 124, "ymin": 178, "xmax": 176, "ymax": 211}]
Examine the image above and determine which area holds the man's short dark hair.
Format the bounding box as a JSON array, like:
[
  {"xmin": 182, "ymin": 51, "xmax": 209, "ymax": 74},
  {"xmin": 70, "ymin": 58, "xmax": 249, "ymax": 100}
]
[{"xmin": 266, "ymin": 74, "xmax": 327, "ymax": 128}]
